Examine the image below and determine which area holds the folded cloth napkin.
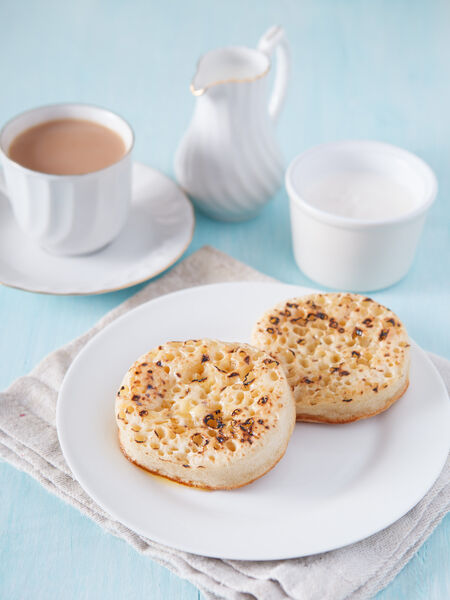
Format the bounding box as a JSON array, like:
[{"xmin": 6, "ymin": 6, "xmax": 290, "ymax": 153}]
[{"xmin": 0, "ymin": 246, "xmax": 448, "ymax": 600}]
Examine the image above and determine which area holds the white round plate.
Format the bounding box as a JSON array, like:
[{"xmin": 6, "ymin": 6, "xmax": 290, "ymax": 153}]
[
  {"xmin": 57, "ymin": 282, "xmax": 450, "ymax": 560},
  {"xmin": 0, "ymin": 162, "xmax": 194, "ymax": 294}
]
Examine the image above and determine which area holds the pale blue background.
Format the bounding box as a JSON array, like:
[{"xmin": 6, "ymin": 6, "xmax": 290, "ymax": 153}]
[{"xmin": 0, "ymin": 1, "xmax": 449, "ymax": 598}]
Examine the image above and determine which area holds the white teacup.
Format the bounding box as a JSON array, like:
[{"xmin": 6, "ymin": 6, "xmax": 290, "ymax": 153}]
[{"xmin": 0, "ymin": 103, "xmax": 134, "ymax": 256}]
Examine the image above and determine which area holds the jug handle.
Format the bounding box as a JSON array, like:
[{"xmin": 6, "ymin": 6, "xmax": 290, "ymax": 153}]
[
  {"xmin": 258, "ymin": 26, "xmax": 290, "ymax": 122},
  {"xmin": 0, "ymin": 166, "xmax": 7, "ymax": 198}
]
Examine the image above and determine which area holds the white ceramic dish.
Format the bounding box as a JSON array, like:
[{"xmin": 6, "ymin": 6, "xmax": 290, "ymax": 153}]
[
  {"xmin": 57, "ymin": 282, "xmax": 450, "ymax": 560},
  {"xmin": 286, "ymin": 141, "xmax": 438, "ymax": 291},
  {"xmin": 0, "ymin": 162, "xmax": 194, "ymax": 294}
]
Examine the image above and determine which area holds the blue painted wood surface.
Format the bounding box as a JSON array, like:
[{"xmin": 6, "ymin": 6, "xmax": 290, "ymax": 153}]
[{"xmin": 0, "ymin": 1, "xmax": 449, "ymax": 598}]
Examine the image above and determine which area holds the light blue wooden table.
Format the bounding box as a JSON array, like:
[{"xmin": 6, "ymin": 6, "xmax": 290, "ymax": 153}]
[{"xmin": 0, "ymin": 1, "xmax": 448, "ymax": 598}]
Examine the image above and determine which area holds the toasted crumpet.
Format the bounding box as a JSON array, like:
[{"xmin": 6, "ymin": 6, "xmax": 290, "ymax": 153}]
[
  {"xmin": 251, "ymin": 293, "xmax": 410, "ymax": 423},
  {"xmin": 116, "ymin": 339, "xmax": 295, "ymax": 489}
]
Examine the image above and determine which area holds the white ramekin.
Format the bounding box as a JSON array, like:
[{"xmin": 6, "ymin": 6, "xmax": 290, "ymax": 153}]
[{"xmin": 286, "ymin": 140, "xmax": 437, "ymax": 291}]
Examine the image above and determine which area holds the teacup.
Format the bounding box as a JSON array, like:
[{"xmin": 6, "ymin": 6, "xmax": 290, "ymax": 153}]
[{"xmin": 0, "ymin": 103, "xmax": 134, "ymax": 256}]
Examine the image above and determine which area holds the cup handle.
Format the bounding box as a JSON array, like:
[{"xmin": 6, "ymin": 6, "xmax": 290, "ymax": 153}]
[{"xmin": 257, "ymin": 25, "xmax": 290, "ymax": 122}]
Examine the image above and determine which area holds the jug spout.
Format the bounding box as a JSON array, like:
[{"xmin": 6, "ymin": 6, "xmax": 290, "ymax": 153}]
[{"xmin": 190, "ymin": 46, "xmax": 270, "ymax": 96}]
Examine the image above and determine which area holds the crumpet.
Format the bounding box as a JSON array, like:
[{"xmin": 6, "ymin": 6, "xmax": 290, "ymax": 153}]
[
  {"xmin": 252, "ymin": 293, "xmax": 410, "ymax": 423},
  {"xmin": 116, "ymin": 339, "xmax": 295, "ymax": 489}
]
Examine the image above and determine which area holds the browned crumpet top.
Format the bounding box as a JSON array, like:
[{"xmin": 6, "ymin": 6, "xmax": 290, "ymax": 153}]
[
  {"xmin": 116, "ymin": 339, "xmax": 293, "ymax": 469},
  {"xmin": 252, "ymin": 293, "xmax": 410, "ymax": 420}
]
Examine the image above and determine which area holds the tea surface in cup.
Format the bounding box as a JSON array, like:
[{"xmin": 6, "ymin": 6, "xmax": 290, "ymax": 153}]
[{"xmin": 8, "ymin": 118, "xmax": 126, "ymax": 175}]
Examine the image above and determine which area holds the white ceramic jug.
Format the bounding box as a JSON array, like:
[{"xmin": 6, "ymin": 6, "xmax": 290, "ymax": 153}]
[{"xmin": 175, "ymin": 26, "xmax": 290, "ymax": 221}]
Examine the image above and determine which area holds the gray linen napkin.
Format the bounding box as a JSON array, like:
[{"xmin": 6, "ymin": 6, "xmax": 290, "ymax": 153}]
[{"xmin": 0, "ymin": 246, "xmax": 448, "ymax": 600}]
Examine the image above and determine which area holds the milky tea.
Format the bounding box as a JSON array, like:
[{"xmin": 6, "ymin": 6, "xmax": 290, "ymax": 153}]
[{"xmin": 8, "ymin": 118, "xmax": 126, "ymax": 175}]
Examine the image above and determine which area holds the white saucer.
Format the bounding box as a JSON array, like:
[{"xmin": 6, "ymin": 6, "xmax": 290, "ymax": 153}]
[
  {"xmin": 0, "ymin": 162, "xmax": 195, "ymax": 295},
  {"xmin": 57, "ymin": 282, "xmax": 450, "ymax": 560}
]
